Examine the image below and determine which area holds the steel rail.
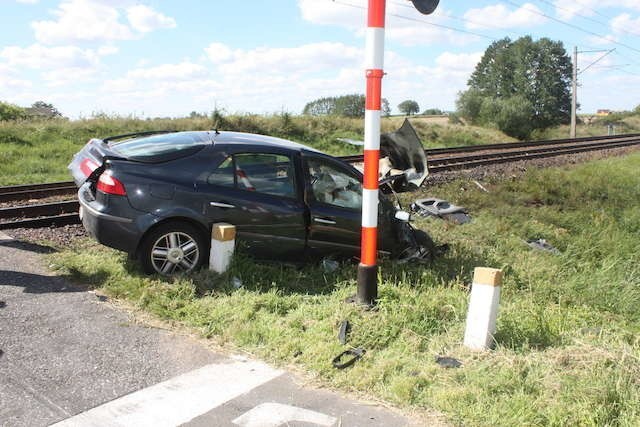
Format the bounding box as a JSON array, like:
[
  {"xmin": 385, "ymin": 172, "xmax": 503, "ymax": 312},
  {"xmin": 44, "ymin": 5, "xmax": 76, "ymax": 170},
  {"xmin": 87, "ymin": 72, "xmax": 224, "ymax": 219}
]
[
  {"xmin": 0, "ymin": 185, "xmax": 78, "ymax": 203},
  {"xmin": 429, "ymin": 139, "xmax": 640, "ymax": 172},
  {"xmin": 0, "ymin": 213, "xmax": 80, "ymax": 230},
  {"xmin": 0, "ymin": 200, "xmax": 79, "ymax": 220}
]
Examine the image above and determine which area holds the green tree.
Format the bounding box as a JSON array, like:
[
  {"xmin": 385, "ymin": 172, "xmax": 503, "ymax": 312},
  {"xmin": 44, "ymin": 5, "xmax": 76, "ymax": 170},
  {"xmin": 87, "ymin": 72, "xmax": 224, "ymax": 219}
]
[
  {"xmin": 26, "ymin": 101, "xmax": 63, "ymax": 119},
  {"xmin": 398, "ymin": 100, "xmax": 420, "ymax": 115},
  {"xmin": 457, "ymin": 36, "xmax": 572, "ymax": 138},
  {"xmin": 0, "ymin": 101, "xmax": 26, "ymax": 121},
  {"xmin": 303, "ymin": 94, "xmax": 391, "ymax": 118},
  {"xmin": 422, "ymin": 108, "xmax": 443, "ymax": 115}
]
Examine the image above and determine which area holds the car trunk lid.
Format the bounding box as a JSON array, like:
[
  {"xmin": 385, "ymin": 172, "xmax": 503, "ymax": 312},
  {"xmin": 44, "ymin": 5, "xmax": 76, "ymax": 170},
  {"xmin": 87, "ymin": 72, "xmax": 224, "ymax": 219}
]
[{"xmin": 68, "ymin": 138, "xmax": 125, "ymax": 187}]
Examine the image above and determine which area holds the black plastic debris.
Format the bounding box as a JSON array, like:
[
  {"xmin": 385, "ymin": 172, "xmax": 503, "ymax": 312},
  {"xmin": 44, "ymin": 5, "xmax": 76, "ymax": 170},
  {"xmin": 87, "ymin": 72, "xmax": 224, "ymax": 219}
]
[
  {"xmin": 338, "ymin": 320, "xmax": 351, "ymax": 345},
  {"xmin": 435, "ymin": 356, "xmax": 462, "ymax": 369},
  {"xmin": 526, "ymin": 238, "xmax": 560, "ymax": 254},
  {"xmin": 332, "ymin": 348, "xmax": 366, "ymax": 369}
]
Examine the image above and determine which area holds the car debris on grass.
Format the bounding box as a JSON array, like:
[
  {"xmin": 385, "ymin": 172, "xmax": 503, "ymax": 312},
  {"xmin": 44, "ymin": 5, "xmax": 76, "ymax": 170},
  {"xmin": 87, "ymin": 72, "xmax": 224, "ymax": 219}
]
[{"xmin": 411, "ymin": 198, "xmax": 472, "ymax": 224}]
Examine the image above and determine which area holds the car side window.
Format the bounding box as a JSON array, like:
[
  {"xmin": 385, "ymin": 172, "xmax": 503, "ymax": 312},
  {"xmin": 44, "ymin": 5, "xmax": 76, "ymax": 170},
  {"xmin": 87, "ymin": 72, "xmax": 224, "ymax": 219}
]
[
  {"xmin": 307, "ymin": 158, "xmax": 362, "ymax": 210},
  {"xmin": 234, "ymin": 153, "xmax": 296, "ymax": 197},
  {"xmin": 207, "ymin": 156, "xmax": 235, "ymax": 187}
]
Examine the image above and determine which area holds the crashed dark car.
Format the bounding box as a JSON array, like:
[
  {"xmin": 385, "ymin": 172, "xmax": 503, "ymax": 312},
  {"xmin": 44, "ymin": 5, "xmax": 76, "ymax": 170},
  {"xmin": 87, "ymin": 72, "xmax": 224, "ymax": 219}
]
[{"xmin": 68, "ymin": 127, "xmax": 434, "ymax": 275}]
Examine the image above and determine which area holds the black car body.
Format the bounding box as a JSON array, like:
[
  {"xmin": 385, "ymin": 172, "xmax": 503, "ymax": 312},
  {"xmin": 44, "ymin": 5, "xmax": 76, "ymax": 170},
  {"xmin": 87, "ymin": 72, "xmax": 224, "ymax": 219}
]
[{"xmin": 69, "ymin": 130, "xmax": 429, "ymax": 275}]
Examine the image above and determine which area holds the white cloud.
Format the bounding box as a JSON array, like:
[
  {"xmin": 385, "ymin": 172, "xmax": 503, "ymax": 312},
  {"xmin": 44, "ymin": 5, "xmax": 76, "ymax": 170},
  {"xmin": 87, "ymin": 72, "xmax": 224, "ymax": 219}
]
[
  {"xmin": 101, "ymin": 78, "xmax": 137, "ymax": 92},
  {"xmin": 30, "ymin": 0, "xmax": 175, "ymax": 44},
  {"xmin": 610, "ymin": 13, "xmax": 640, "ymax": 36},
  {"xmin": 126, "ymin": 5, "xmax": 176, "ymax": 33},
  {"xmin": 31, "ymin": 0, "xmax": 133, "ymax": 44},
  {"xmin": 585, "ymin": 34, "xmax": 618, "ymax": 46},
  {"xmin": 16, "ymin": 0, "xmax": 39, "ymax": 4},
  {"xmin": 553, "ymin": 0, "xmax": 640, "ymax": 20},
  {"xmin": 464, "ymin": 3, "xmax": 546, "ymax": 29},
  {"xmin": 298, "ymin": 0, "xmax": 361, "ymax": 29},
  {"xmin": 204, "ymin": 43, "xmax": 234, "ymax": 63},
  {"xmin": 0, "ymin": 44, "xmax": 100, "ymax": 69},
  {"xmin": 435, "ymin": 51, "xmax": 483, "ymax": 72},
  {"xmin": 127, "ymin": 62, "xmax": 207, "ymax": 80},
  {"xmin": 96, "ymin": 45, "xmax": 119, "ymax": 56},
  {"xmin": 205, "ymin": 42, "xmax": 362, "ymax": 75},
  {"xmin": 42, "ymin": 67, "xmax": 97, "ymax": 86}
]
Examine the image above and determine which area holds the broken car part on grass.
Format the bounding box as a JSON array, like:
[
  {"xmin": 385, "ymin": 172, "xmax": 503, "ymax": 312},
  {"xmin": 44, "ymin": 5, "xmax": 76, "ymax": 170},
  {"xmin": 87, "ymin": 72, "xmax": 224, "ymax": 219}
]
[{"xmin": 411, "ymin": 198, "xmax": 472, "ymax": 225}]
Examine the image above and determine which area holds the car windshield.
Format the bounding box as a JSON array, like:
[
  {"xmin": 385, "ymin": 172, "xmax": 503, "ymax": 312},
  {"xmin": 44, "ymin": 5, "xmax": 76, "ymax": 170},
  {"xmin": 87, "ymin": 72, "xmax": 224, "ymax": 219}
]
[{"xmin": 111, "ymin": 132, "xmax": 211, "ymax": 159}]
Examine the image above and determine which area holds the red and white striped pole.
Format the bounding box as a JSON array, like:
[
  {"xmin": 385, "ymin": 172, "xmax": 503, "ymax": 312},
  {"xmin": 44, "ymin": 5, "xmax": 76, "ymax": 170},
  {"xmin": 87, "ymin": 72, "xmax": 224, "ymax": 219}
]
[{"xmin": 357, "ymin": 0, "xmax": 386, "ymax": 306}]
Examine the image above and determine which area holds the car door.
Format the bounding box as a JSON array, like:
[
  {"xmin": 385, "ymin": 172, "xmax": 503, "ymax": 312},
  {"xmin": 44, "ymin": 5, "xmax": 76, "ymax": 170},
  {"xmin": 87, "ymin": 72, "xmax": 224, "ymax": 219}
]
[
  {"xmin": 302, "ymin": 154, "xmax": 364, "ymax": 258},
  {"xmin": 198, "ymin": 151, "xmax": 307, "ymax": 260}
]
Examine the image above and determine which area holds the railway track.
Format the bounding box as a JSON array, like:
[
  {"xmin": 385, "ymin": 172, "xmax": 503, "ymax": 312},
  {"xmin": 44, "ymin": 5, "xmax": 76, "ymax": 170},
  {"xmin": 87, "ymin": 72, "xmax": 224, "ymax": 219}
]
[{"xmin": 2, "ymin": 133, "xmax": 639, "ymax": 230}]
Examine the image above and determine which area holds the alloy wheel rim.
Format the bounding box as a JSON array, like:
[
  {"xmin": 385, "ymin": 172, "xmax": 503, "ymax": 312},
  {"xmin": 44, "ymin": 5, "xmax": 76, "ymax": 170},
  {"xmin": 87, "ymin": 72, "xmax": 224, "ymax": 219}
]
[{"xmin": 151, "ymin": 231, "xmax": 199, "ymax": 275}]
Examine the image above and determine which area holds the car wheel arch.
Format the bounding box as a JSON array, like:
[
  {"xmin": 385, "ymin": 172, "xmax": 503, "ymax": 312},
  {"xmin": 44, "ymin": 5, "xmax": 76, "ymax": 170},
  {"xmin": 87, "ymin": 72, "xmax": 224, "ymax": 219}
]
[{"xmin": 136, "ymin": 216, "xmax": 210, "ymax": 257}]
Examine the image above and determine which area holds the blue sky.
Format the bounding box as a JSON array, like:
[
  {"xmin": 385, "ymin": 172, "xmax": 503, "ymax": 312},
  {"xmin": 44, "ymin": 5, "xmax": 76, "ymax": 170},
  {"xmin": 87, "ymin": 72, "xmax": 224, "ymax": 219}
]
[{"xmin": 1, "ymin": 0, "xmax": 639, "ymax": 118}]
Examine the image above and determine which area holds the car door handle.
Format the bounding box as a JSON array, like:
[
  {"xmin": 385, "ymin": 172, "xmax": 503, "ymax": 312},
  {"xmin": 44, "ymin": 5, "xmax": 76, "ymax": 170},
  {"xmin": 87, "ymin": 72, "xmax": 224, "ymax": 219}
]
[
  {"xmin": 210, "ymin": 201, "xmax": 235, "ymax": 209},
  {"xmin": 314, "ymin": 217, "xmax": 336, "ymax": 225}
]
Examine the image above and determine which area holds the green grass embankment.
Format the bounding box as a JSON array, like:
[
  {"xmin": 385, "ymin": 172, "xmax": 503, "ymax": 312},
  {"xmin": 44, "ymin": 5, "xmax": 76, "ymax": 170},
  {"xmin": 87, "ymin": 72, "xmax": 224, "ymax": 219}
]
[{"xmin": 49, "ymin": 152, "xmax": 640, "ymax": 426}]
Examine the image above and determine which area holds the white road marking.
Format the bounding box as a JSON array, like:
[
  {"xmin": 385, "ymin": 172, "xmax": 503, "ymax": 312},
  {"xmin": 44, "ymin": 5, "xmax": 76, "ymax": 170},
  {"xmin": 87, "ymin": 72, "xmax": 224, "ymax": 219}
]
[
  {"xmin": 233, "ymin": 403, "xmax": 337, "ymax": 427},
  {"xmin": 51, "ymin": 360, "xmax": 283, "ymax": 427}
]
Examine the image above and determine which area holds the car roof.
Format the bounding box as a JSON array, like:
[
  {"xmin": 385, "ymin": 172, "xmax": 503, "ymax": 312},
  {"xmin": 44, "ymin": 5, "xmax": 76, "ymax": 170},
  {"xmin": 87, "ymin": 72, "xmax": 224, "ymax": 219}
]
[{"xmin": 213, "ymin": 131, "xmax": 323, "ymax": 153}]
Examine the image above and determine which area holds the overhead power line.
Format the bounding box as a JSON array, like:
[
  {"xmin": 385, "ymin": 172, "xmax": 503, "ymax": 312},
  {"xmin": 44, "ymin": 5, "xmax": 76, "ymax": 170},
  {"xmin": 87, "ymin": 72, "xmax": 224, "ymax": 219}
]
[
  {"xmin": 537, "ymin": 0, "xmax": 640, "ymax": 38},
  {"xmin": 331, "ymin": 0, "xmax": 495, "ymax": 40},
  {"xmin": 389, "ymin": 0, "xmax": 528, "ymax": 39},
  {"xmin": 578, "ymin": 48, "xmax": 615, "ymax": 74},
  {"xmin": 503, "ymin": 0, "xmax": 640, "ymax": 55}
]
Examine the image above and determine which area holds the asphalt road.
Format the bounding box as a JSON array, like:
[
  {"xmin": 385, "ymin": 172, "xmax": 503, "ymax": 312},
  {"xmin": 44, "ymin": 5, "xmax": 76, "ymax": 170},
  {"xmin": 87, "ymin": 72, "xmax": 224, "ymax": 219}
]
[{"xmin": 0, "ymin": 231, "xmax": 428, "ymax": 427}]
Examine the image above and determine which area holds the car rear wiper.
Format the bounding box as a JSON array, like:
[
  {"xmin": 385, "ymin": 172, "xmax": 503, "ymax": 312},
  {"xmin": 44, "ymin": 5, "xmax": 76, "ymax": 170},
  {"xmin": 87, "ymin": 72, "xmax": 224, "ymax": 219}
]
[{"xmin": 103, "ymin": 130, "xmax": 176, "ymax": 143}]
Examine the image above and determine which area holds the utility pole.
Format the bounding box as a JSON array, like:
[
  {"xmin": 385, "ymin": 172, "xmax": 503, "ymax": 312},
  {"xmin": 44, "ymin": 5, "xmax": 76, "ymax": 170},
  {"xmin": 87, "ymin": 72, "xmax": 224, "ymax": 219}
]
[
  {"xmin": 570, "ymin": 46, "xmax": 577, "ymax": 139},
  {"xmin": 570, "ymin": 47, "xmax": 615, "ymax": 139}
]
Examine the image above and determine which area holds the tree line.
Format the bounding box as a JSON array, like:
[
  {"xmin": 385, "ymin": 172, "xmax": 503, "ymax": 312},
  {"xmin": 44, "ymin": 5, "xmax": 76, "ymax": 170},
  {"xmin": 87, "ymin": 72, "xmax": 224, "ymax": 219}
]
[{"xmin": 0, "ymin": 101, "xmax": 63, "ymax": 121}]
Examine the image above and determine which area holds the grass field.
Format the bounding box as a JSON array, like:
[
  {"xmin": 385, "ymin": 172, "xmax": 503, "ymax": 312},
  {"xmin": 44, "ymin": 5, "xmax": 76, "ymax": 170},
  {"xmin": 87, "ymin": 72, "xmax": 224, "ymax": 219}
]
[
  {"xmin": 0, "ymin": 114, "xmax": 516, "ymax": 186},
  {"xmin": 47, "ymin": 152, "xmax": 640, "ymax": 426}
]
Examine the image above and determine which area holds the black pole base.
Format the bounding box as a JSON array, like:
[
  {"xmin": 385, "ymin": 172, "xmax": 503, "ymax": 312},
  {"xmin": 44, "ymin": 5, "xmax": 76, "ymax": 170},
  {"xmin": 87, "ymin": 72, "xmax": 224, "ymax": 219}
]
[{"xmin": 357, "ymin": 263, "xmax": 378, "ymax": 307}]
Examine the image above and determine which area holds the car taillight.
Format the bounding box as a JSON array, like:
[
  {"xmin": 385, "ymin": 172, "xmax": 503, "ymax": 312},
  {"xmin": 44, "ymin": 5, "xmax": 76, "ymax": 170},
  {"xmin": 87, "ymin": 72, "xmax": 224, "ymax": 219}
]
[
  {"xmin": 97, "ymin": 171, "xmax": 127, "ymax": 196},
  {"xmin": 80, "ymin": 158, "xmax": 99, "ymax": 177}
]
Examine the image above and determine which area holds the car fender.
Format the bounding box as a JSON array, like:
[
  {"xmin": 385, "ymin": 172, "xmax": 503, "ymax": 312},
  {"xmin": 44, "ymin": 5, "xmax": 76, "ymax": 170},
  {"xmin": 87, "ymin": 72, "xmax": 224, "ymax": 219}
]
[{"xmin": 140, "ymin": 206, "xmax": 211, "ymax": 244}]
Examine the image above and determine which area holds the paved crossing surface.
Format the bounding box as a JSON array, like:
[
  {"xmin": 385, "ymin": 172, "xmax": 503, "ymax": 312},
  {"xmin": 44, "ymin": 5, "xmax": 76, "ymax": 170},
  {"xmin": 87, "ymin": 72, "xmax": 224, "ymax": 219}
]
[{"xmin": 0, "ymin": 232, "xmax": 421, "ymax": 426}]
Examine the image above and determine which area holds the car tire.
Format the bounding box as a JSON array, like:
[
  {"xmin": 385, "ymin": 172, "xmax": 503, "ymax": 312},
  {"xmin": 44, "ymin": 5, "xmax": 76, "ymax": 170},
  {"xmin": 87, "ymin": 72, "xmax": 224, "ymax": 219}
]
[{"xmin": 139, "ymin": 222, "xmax": 207, "ymax": 275}]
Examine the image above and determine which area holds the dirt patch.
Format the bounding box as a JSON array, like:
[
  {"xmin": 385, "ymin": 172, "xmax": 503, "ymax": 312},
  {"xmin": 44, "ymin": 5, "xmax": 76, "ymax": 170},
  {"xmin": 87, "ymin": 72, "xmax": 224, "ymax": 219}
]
[{"xmin": 5, "ymin": 224, "xmax": 87, "ymax": 248}]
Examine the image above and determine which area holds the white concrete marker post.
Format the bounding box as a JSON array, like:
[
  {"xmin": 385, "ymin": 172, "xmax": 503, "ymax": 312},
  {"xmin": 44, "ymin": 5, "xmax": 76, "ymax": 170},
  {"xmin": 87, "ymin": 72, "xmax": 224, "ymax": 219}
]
[
  {"xmin": 463, "ymin": 267, "xmax": 503, "ymax": 350},
  {"xmin": 209, "ymin": 223, "xmax": 235, "ymax": 273}
]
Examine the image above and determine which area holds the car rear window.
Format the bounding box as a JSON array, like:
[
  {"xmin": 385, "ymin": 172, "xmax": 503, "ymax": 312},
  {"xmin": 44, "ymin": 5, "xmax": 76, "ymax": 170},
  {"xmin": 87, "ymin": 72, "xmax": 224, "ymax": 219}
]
[{"xmin": 110, "ymin": 132, "xmax": 211, "ymax": 161}]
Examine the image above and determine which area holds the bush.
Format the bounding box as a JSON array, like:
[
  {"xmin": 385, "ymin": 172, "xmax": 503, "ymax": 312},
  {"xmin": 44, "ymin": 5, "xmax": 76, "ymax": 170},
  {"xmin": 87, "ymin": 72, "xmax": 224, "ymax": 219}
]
[{"xmin": 0, "ymin": 101, "xmax": 26, "ymax": 121}]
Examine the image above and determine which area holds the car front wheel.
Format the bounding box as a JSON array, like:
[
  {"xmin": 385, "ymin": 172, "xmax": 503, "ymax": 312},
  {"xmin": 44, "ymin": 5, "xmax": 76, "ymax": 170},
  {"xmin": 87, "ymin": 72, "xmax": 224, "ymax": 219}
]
[{"xmin": 139, "ymin": 222, "xmax": 206, "ymax": 275}]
